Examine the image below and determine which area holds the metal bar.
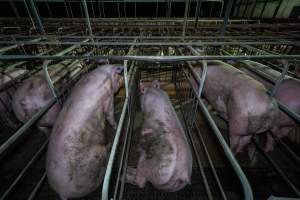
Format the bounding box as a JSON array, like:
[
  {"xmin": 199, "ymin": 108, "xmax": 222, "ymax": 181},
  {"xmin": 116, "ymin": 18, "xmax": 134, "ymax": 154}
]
[
  {"xmin": 235, "ymin": 0, "xmax": 242, "ymax": 17},
  {"xmin": 0, "ymin": 38, "xmax": 42, "ymax": 54},
  {"xmin": 259, "ymin": 0, "xmax": 268, "ymax": 19},
  {"xmin": 182, "ymin": 0, "xmax": 190, "ymax": 36},
  {"xmin": 250, "ymin": 0, "xmax": 257, "ymax": 18},
  {"xmin": 199, "ymin": 99, "xmax": 253, "ymax": 200},
  {"xmin": 27, "ymin": 0, "xmax": 46, "ymax": 35},
  {"xmin": 242, "ymin": 0, "xmax": 249, "ymax": 18},
  {"xmin": 194, "ymin": 0, "xmax": 201, "ymax": 27},
  {"xmin": 220, "ymin": 0, "xmax": 233, "ymax": 36},
  {"xmin": 272, "ymin": 0, "xmax": 282, "ymax": 18},
  {"xmin": 9, "ymin": 0, "xmax": 20, "ymax": 18},
  {"xmin": 1, "ymin": 54, "xmax": 300, "ymax": 62},
  {"xmin": 82, "ymin": 0, "xmax": 94, "ymax": 39},
  {"xmin": 252, "ymin": 138, "xmax": 300, "ymax": 197},
  {"xmin": 27, "ymin": 173, "xmax": 46, "ymax": 200},
  {"xmin": 23, "ymin": 0, "xmax": 36, "ymax": 29},
  {"xmin": 64, "ymin": 0, "xmax": 70, "ymax": 17},
  {"xmin": 0, "ymin": 139, "xmax": 48, "ymax": 200},
  {"xmin": 43, "ymin": 60, "xmax": 58, "ymax": 99},
  {"xmin": 270, "ymin": 60, "xmax": 288, "ymax": 96},
  {"xmin": 45, "ymin": 2, "xmax": 53, "ymax": 18},
  {"xmin": 102, "ymin": 38, "xmax": 136, "ymax": 200},
  {"xmin": 0, "ymin": 40, "xmax": 298, "ymax": 46}
]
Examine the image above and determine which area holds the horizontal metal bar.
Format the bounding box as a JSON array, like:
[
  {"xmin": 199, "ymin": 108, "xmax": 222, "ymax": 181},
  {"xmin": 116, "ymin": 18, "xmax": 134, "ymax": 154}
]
[
  {"xmin": 0, "ymin": 41, "xmax": 298, "ymax": 46},
  {"xmin": 1, "ymin": 54, "xmax": 300, "ymax": 62},
  {"xmin": 0, "ymin": 38, "xmax": 42, "ymax": 54}
]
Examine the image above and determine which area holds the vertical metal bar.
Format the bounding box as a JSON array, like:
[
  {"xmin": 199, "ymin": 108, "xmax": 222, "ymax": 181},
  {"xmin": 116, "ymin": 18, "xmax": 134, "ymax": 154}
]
[
  {"xmin": 219, "ymin": 1, "xmax": 224, "ymax": 18},
  {"xmin": 90, "ymin": 0, "xmax": 96, "ymax": 18},
  {"xmin": 102, "ymin": 1, "xmax": 105, "ymax": 18},
  {"xmin": 68, "ymin": 1, "xmax": 73, "ymax": 18},
  {"xmin": 43, "ymin": 60, "xmax": 58, "ymax": 99},
  {"xmin": 82, "ymin": 0, "xmax": 94, "ymax": 40},
  {"xmin": 237, "ymin": 0, "xmax": 243, "ymax": 17},
  {"xmin": 270, "ymin": 60, "xmax": 288, "ymax": 96},
  {"xmin": 242, "ymin": 0, "xmax": 250, "ymax": 18},
  {"xmin": 209, "ymin": 2, "xmax": 214, "ymax": 17},
  {"xmin": 45, "ymin": 2, "xmax": 53, "ymax": 18},
  {"xmin": 123, "ymin": 0, "xmax": 126, "ymax": 18},
  {"xmin": 27, "ymin": 0, "xmax": 45, "ymax": 35},
  {"xmin": 250, "ymin": 0, "xmax": 257, "ymax": 18},
  {"xmin": 182, "ymin": 0, "xmax": 190, "ymax": 37},
  {"xmin": 194, "ymin": 0, "xmax": 201, "ymax": 28},
  {"xmin": 9, "ymin": 0, "xmax": 20, "ymax": 18},
  {"xmin": 260, "ymin": 0, "xmax": 269, "ymax": 19},
  {"xmin": 272, "ymin": 0, "xmax": 283, "ymax": 19},
  {"xmin": 64, "ymin": 0, "xmax": 70, "ymax": 18},
  {"xmin": 220, "ymin": 0, "xmax": 233, "ymax": 37},
  {"xmin": 98, "ymin": 0, "xmax": 102, "ymax": 18}
]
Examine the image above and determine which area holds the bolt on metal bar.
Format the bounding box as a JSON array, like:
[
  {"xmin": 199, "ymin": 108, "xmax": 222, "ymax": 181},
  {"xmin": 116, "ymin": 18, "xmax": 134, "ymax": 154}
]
[
  {"xmin": 27, "ymin": 0, "xmax": 46, "ymax": 35},
  {"xmin": 0, "ymin": 139, "xmax": 49, "ymax": 200}
]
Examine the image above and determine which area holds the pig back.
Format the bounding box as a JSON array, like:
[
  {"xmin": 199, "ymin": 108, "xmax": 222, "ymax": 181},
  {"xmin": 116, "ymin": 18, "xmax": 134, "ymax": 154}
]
[
  {"xmin": 140, "ymin": 88, "xmax": 192, "ymax": 191},
  {"xmin": 46, "ymin": 67, "xmax": 115, "ymax": 199}
]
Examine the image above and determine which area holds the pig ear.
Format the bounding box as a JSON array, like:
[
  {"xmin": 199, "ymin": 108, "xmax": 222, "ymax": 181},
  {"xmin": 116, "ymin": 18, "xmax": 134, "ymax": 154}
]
[
  {"xmin": 114, "ymin": 65, "xmax": 124, "ymax": 74},
  {"xmin": 140, "ymin": 81, "xmax": 146, "ymax": 94},
  {"xmin": 152, "ymin": 80, "xmax": 160, "ymax": 89}
]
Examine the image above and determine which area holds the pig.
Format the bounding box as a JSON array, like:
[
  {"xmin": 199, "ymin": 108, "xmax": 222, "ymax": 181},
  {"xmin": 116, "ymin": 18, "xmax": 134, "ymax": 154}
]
[
  {"xmin": 12, "ymin": 60, "xmax": 83, "ymax": 133},
  {"xmin": 126, "ymin": 80, "xmax": 192, "ymax": 192},
  {"xmin": 0, "ymin": 69, "xmax": 28, "ymax": 129},
  {"xmin": 191, "ymin": 61, "xmax": 279, "ymax": 153},
  {"xmin": 46, "ymin": 64, "xmax": 123, "ymax": 200},
  {"xmin": 234, "ymin": 60, "xmax": 300, "ymax": 151}
]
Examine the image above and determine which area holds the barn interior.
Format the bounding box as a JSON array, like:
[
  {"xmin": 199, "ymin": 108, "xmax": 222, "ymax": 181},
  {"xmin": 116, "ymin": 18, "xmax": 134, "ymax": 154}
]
[{"xmin": 0, "ymin": 0, "xmax": 300, "ymax": 199}]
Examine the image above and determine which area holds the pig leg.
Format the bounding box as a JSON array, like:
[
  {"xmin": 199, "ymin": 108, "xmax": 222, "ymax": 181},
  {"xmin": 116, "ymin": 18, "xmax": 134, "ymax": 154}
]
[
  {"xmin": 236, "ymin": 135, "xmax": 252, "ymax": 153},
  {"xmin": 104, "ymin": 97, "xmax": 117, "ymax": 130},
  {"xmin": 265, "ymin": 127, "xmax": 293, "ymax": 152},
  {"xmin": 126, "ymin": 167, "xmax": 146, "ymax": 188}
]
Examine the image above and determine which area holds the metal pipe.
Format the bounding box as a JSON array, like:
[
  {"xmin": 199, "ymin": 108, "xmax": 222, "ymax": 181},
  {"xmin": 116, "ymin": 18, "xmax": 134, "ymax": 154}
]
[
  {"xmin": 27, "ymin": 0, "xmax": 46, "ymax": 35},
  {"xmin": 1, "ymin": 54, "xmax": 300, "ymax": 62},
  {"xmin": 252, "ymin": 138, "xmax": 300, "ymax": 197},
  {"xmin": 198, "ymin": 99, "xmax": 253, "ymax": 200},
  {"xmin": 0, "ymin": 38, "xmax": 42, "ymax": 55},
  {"xmin": 27, "ymin": 173, "xmax": 46, "ymax": 200},
  {"xmin": 270, "ymin": 60, "xmax": 288, "ymax": 96},
  {"xmin": 0, "ymin": 139, "xmax": 48, "ymax": 200},
  {"xmin": 259, "ymin": 0, "xmax": 268, "ymax": 19},
  {"xmin": 102, "ymin": 39, "xmax": 136, "ymax": 200},
  {"xmin": 220, "ymin": 0, "xmax": 233, "ymax": 36},
  {"xmin": 182, "ymin": 0, "xmax": 190, "ymax": 36},
  {"xmin": 82, "ymin": 0, "xmax": 94, "ymax": 40},
  {"xmin": 9, "ymin": 0, "xmax": 20, "ymax": 18},
  {"xmin": 272, "ymin": 0, "xmax": 282, "ymax": 19}
]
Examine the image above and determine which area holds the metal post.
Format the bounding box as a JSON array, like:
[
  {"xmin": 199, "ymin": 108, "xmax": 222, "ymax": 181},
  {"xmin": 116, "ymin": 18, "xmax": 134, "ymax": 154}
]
[
  {"xmin": 182, "ymin": 0, "xmax": 190, "ymax": 37},
  {"xmin": 220, "ymin": 0, "xmax": 234, "ymax": 37},
  {"xmin": 82, "ymin": 0, "xmax": 94, "ymax": 40},
  {"xmin": 27, "ymin": 0, "xmax": 45, "ymax": 35},
  {"xmin": 236, "ymin": 0, "xmax": 242, "ymax": 17}
]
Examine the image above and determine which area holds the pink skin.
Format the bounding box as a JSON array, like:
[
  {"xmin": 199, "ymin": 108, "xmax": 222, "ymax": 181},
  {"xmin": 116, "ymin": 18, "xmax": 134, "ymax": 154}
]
[
  {"xmin": 192, "ymin": 61, "xmax": 279, "ymax": 153},
  {"xmin": 126, "ymin": 80, "xmax": 192, "ymax": 192},
  {"xmin": 12, "ymin": 62, "xmax": 83, "ymax": 133},
  {"xmin": 46, "ymin": 65, "xmax": 123, "ymax": 200},
  {"xmin": 236, "ymin": 62, "xmax": 300, "ymax": 152},
  {"xmin": 0, "ymin": 69, "xmax": 28, "ymax": 129}
]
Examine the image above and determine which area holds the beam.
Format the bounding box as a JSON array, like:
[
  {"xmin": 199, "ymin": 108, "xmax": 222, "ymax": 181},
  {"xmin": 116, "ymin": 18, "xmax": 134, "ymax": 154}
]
[{"xmin": 220, "ymin": 0, "xmax": 233, "ymax": 36}]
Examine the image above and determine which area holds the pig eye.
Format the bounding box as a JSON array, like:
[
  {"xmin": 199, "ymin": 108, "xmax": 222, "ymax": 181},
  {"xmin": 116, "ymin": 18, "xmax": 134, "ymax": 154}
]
[{"xmin": 115, "ymin": 66, "xmax": 124, "ymax": 74}]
